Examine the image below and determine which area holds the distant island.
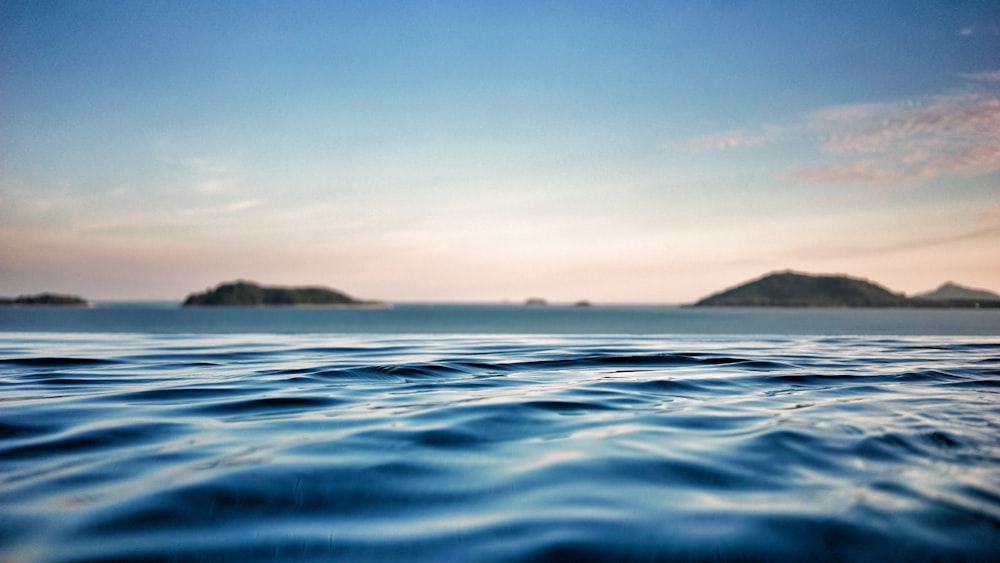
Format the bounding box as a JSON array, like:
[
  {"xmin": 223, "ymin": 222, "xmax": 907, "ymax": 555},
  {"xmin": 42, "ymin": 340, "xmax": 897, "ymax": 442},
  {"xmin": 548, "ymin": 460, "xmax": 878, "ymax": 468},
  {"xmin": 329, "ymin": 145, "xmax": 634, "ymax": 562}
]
[
  {"xmin": 915, "ymin": 282, "xmax": 1000, "ymax": 303},
  {"xmin": 183, "ymin": 281, "xmax": 386, "ymax": 307},
  {"xmin": 693, "ymin": 271, "xmax": 1000, "ymax": 308},
  {"xmin": 0, "ymin": 292, "xmax": 90, "ymax": 307}
]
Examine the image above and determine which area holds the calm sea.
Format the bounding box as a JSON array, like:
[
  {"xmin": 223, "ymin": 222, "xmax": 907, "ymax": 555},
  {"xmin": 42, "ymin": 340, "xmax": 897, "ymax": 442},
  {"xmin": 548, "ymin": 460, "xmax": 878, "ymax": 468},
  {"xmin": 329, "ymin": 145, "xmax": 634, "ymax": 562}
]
[{"xmin": 2, "ymin": 305, "xmax": 999, "ymax": 561}]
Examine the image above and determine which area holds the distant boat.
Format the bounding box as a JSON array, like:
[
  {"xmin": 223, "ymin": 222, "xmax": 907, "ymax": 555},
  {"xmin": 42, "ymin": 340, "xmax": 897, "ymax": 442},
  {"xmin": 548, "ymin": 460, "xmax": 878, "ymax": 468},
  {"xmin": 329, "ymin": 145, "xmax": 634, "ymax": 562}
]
[
  {"xmin": 524, "ymin": 297, "xmax": 548, "ymax": 306},
  {"xmin": 573, "ymin": 300, "xmax": 591, "ymax": 307}
]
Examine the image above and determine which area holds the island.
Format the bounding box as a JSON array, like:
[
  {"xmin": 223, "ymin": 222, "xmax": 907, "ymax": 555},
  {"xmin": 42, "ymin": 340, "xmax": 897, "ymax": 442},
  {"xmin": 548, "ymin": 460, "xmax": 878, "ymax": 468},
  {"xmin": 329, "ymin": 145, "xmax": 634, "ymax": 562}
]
[
  {"xmin": 0, "ymin": 292, "xmax": 90, "ymax": 307},
  {"xmin": 182, "ymin": 281, "xmax": 387, "ymax": 307},
  {"xmin": 914, "ymin": 282, "xmax": 1000, "ymax": 303},
  {"xmin": 693, "ymin": 271, "xmax": 1000, "ymax": 308}
]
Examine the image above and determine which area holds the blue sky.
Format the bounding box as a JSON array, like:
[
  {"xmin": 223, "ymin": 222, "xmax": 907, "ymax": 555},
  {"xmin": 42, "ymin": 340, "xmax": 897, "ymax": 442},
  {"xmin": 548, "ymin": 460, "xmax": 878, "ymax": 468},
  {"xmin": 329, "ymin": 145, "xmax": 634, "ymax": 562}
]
[{"xmin": 2, "ymin": 1, "xmax": 998, "ymax": 302}]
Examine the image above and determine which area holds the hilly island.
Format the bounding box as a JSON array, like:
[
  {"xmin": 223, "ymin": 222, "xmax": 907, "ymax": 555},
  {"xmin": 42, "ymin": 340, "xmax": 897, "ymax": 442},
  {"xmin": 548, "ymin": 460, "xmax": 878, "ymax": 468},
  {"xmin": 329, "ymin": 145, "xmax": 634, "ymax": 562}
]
[
  {"xmin": 183, "ymin": 281, "xmax": 386, "ymax": 307},
  {"xmin": 694, "ymin": 271, "xmax": 1000, "ymax": 308},
  {"xmin": 5, "ymin": 273, "xmax": 997, "ymax": 308},
  {"xmin": 0, "ymin": 293, "xmax": 90, "ymax": 307}
]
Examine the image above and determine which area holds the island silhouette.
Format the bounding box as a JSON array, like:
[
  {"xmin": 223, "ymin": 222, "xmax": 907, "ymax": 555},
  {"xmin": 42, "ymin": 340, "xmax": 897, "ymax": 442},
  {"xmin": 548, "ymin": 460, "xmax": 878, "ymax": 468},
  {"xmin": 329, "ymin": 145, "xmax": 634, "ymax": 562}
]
[
  {"xmin": 915, "ymin": 282, "xmax": 1000, "ymax": 302},
  {"xmin": 182, "ymin": 280, "xmax": 386, "ymax": 307},
  {"xmin": 693, "ymin": 271, "xmax": 1000, "ymax": 308},
  {"xmin": 4, "ymin": 272, "xmax": 998, "ymax": 308},
  {"xmin": 0, "ymin": 293, "xmax": 90, "ymax": 307}
]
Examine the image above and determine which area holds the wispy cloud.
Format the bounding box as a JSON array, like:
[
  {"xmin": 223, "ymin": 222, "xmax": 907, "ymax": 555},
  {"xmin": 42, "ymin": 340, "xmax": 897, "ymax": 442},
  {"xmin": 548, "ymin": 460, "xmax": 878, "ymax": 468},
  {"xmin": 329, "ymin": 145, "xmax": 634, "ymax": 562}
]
[
  {"xmin": 191, "ymin": 177, "xmax": 239, "ymax": 194},
  {"xmin": 152, "ymin": 136, "xmax": 244, "ymax": 195},
  {"xmin": 790, "ymin": 97, "xmax": 1000, "ymax": 184},
  {"xmin": 806, "ymin": 100, "xmax": 914, "ymax": 125},
  {"xmin": 960, "ymin": 24, "xmax": 1000, "ymax": 38},
  {"xmin": 180, "ymin": 198, "xmax": 264, "ymax": 216},
  {"xmin": 981, "ymin": 204, "xmax": 1000, "ymax": 223},
  {"xmin": 782, "ymin": 225, "xmax": 1000, "ymax": 262},
  {"xmin": 676, "ymin": 73, "xmax": 1000, "ymax": 186},
  {"xmin": 962, "ymin": 70, "xmax": 1000, "ymax": 82},
  {"xmin": 66, "ymin": 197, "xmax": 268, "ymax": 239},
  {"xmin": 674, "ymin": 128, "xmax": 779, "ymax": 151}
]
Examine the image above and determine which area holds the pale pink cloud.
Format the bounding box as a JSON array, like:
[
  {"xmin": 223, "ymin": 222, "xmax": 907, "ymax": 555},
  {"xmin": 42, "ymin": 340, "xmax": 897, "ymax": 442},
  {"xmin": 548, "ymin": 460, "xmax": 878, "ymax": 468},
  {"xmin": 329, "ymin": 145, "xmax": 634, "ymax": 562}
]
[
  {"xmin": 980, "ymin": 204, "xmax": 1000, "ymax": 223},
  {"xmin": 676, "ymin": 74, "xmax": 1000, "ymax": 186},
  {"xmin": 806, "ymin": 100, "xmax": 912, "ymax": 125},
  {"xmin": 791, "ymin": 97, "xmax": 1000, "ymax": 184}
]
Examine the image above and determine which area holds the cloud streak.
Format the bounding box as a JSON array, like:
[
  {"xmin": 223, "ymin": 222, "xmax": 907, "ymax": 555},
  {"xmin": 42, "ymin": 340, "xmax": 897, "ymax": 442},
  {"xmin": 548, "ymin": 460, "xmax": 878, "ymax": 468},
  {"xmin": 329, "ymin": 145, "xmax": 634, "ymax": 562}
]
[
  {"xmin": 782, "ymin": 225, "xmax": 1000, "ymax": 263},
  {"xmin": 179, "ymin": 198, "xmax": 264, "ymax": 216},
  {"xmin": 962, "ymin": 70, "xmax": 1000, "ymax": 82},
  {"xmin": 791, "ymin": 97, "xmax": 1000, "ymax": 184},
  {"xmin": 677, "ymin": 73, "xmax": 1000, "ymax": 186},
  {"xmin": 674, "ymin": 128, "xmax": 779, "ymax": 151}
]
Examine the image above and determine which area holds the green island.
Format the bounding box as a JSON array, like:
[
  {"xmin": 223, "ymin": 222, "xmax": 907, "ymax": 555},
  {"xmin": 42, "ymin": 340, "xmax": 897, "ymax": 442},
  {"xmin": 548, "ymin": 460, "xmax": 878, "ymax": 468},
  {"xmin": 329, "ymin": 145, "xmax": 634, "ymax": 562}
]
[
  {"xmin": 693, "ymin": 271, "xmax": 1000, "ymax": 308},
  {"xmin": 182, "ymin": 280, "xmax": 387, "ymax": 307},
  {"xmin": 0, "ymin": 293, "xmax": 90, "ymax": 307}
]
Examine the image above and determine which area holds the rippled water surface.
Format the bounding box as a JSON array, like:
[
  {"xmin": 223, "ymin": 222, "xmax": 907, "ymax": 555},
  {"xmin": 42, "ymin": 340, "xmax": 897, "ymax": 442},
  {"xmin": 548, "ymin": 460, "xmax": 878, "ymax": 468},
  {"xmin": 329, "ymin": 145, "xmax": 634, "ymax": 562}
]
[{"xmin": 2, "ymin": 332, "xmax": 999, "ymax": 561}]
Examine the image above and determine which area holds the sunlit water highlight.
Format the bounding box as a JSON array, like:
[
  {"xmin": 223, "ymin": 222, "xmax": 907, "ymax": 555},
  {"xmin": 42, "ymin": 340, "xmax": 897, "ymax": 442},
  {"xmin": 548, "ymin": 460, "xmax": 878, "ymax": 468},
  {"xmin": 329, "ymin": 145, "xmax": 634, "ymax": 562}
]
[{"xmin": 2, "ymin": 330, "xmax": 999, "ymax": 561}]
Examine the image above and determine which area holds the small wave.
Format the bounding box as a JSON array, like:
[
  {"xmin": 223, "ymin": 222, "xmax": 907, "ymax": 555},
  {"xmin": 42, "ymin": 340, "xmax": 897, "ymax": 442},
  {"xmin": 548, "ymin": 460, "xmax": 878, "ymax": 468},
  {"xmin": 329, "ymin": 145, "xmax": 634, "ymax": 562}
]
[
  {"xmin": 193, "ymin": 396, "xmax": 343, "ymax": 416},
  {"xmin": 624, "ymin": 378, "xmax": 707, "ymax": 393},
  {"xmin": 413, "ymin": 428, "xmax": 483, "ymax": 448},
  {"xmin": 0, "ymin": 422, "xmax": 184, "ymax": 461},
  {"xmin": 854, "ymin": 432, "xmax": 925, "ymax": 462},
  {"xmin": 942, "ymin": 378, "xmax": 1000, "ymax": 388},
  {"xmin": 110, "ymin": 386, "xmax": 257, "ymax": 403},
  {"xmin": 0, "ymin": 356, "xmax": 117, "ymax": 367},
  {"xmin": 523, "ymin": 399, "xmax": 615, "ymax": 413},
  {"xmin": 0, "ymin": 420, "xmax": 58, "ymax": 440}
]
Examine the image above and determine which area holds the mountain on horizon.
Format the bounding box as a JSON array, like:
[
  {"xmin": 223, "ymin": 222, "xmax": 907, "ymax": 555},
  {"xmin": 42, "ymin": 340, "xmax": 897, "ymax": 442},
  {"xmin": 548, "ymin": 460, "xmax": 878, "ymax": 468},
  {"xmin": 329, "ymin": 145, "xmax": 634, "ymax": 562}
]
[
  {"xmin": 914, "ymin": 282, "xmax": 1000, "ymax": 302},
  {"xmin": 693, "ymin": 271, "xmax": 909, "ymax": 307},
  {"xmin": 182, "ymin": 280, "xmax": 385, "ymax": 307}
]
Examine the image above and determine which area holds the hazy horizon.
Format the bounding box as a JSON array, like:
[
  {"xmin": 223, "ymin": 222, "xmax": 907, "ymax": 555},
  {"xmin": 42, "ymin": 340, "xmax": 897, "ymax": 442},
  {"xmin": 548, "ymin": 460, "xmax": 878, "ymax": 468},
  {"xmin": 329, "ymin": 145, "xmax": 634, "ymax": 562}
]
[
  {"xmin": 2, "ymin": 1, "xmax": 998, "ymax": 303},
  {"xmin": 6, "ymin": 270, "xmax": 998, "ymax": 307}
]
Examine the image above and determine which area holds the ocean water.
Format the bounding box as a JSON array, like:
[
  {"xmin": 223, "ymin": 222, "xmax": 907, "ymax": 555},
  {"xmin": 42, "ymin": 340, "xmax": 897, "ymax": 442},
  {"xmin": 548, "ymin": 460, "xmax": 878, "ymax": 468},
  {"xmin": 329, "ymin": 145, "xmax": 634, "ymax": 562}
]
[
  {"xmin": 2, "ymin": 303, "xmax": 999, "ymax": 335},
  {"xmin": 1, "ymin": 307, "xmax": 999, "ymax": 561}
]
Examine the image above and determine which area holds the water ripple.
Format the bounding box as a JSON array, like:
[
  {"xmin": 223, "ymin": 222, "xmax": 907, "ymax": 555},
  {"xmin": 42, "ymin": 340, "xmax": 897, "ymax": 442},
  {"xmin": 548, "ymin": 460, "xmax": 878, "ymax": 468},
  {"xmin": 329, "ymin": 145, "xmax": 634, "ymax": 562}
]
[{"xmin": 1, "ymin": 334, "xmax": 998, "ymax": 561}]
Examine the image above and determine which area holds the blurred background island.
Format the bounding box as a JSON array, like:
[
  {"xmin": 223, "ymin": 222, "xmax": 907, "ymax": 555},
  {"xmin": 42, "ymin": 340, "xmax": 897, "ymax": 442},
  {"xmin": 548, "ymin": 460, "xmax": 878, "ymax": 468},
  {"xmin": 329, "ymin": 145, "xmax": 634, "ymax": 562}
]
[
  {"xmin": 0, "ymin": 293, "xmax": 90, "ymax": 307},
  {"xmin": 182, "ymin": 280, "xmax": 387, "ymax": 308},
  {"xmin": 693, "ymin": 271, "xmax": 1000, "ymax": 308}
]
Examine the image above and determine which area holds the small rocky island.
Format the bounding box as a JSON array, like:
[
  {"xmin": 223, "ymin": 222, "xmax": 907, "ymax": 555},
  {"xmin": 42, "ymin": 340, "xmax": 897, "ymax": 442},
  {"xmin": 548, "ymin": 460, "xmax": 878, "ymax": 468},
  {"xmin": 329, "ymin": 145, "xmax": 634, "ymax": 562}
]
[
  {"xmin": 0, "ymin": 293, "xmax": 90, "ymax": 307},
  {"xmin": 694, "ymin": 271, "xmax": 1000, "ymax": 308},
  {"xmin": 183, "ymin": 281, "xmax": 386, "ymax": 307}
]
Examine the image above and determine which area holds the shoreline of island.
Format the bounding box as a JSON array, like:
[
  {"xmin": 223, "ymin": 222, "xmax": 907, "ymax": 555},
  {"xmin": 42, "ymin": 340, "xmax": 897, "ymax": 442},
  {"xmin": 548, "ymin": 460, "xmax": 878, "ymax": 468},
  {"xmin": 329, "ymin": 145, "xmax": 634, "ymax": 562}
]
[
  {"xmin": 4, "ymin": 271, "xmax": 999, "ymax": 309},
  {"xmin": 690, "ymin": 271, "xmax": 1000, "ymax": 308}
]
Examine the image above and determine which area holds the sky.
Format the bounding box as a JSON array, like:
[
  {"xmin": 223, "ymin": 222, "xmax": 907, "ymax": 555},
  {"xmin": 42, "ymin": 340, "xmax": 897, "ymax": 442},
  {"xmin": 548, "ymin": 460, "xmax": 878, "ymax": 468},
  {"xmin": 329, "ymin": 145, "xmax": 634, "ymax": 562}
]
[{"xmin": 1, "ymin": 0, "xmax": 999, "ymax": 303}]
